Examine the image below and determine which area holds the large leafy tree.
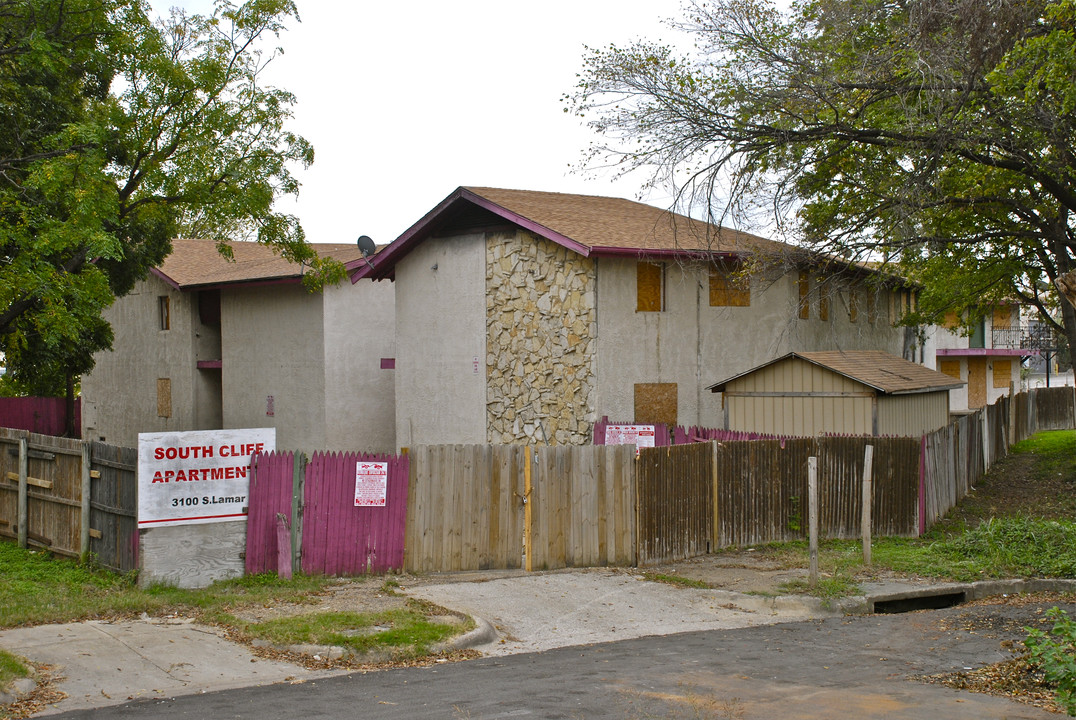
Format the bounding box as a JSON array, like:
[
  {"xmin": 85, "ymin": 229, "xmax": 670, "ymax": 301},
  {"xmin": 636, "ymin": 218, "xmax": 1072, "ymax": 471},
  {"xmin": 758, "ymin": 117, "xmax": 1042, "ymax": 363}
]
[
  {"xmin": 0, "ymin": 0, "xmax": 340, "ymax": 419},
  {"xmin": 568, "ymin": 0, "xmax": 1076, "ymax": 362}
]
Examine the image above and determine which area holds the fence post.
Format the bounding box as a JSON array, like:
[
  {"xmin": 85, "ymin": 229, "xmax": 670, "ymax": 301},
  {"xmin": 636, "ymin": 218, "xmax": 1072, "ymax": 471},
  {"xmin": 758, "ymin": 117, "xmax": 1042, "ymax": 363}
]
[
  {"xmin": 291, "ymin": 452, "xmax": 307, "ymax": 575},
  {"xmin": 861, "ymin": 445, "xmax": 873, "ymax": 567},
  {"xmin": 808, "ymin": 456, "xmax": 818, "ymax": 588},
  {"xmin": 17, "ymin": 436, "xmax": 28, "ymax": 549},
  {"xmin": 524, "ymin": 446, "xmax": 533, "ymax": 572},
  {"xmin": 81, "ymin": 442, "xmax": 92, "ymax": 561}
]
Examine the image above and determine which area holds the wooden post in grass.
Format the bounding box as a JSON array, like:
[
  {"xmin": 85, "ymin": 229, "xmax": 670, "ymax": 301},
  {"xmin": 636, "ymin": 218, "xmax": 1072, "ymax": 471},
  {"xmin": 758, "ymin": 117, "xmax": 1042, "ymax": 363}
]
[
  {"xmin": 17, "ymin": 436, "xmax": 28, "ymax": 549},
  {"xmin": 861, "ymin": 445, "xmax": 874, "ymax": 567},
  {"xmin": 808, "ymin": 456, "xmax": 818, "ymax": 588}
]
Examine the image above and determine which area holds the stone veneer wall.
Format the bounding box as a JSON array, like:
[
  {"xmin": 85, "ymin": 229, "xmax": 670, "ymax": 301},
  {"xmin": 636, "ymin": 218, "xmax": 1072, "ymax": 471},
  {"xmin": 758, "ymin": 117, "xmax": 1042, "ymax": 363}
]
[{"xmin": 486, "ymin": 231, "xmax": 597, "ymax": 444}]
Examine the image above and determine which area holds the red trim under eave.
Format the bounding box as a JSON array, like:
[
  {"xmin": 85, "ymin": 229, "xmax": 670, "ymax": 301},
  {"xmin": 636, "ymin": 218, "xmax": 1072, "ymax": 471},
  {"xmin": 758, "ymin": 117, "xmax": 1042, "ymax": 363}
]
[
  {"xmin": 351, "ymin": 187, "xmax": 593, "ymax": 283},
  {"xmin": 197, "ymin": 360, "xmax": 223, "ymax": 369},
  {"xmin": 936, "ymin": 348, "xmax": 1035, "ymax": 357},
  {"xmin": 589, "ymin": 246, "xmax": 744, "ymax": 260}
]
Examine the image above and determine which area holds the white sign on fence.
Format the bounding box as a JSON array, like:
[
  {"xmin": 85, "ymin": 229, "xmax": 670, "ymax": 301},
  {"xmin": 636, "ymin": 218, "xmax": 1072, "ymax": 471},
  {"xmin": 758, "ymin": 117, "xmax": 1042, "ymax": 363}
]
[
  {"xmin": 137, "ymin": 428, "xmax": 276, "ymax": 528},
  {"xmin": 354, "ymin": 461, "xmax": 388, "ymax": 507},
  {"xmin": 604, "ymin": 424, "xmax": 656, "ymax": 450}
]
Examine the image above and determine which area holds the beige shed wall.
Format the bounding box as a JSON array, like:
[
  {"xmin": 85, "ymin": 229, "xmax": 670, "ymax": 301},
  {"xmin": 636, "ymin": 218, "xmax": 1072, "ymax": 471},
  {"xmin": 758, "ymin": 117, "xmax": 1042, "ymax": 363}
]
[
  {"xmin": 82, "ymin": 274, "xmax": 206, "ymax": 445},
  {"xmin": 723, "ymin": 357, "xmax": 874, "ymax": 435},
  {"xmin": 876, "ymin": 392, "xmax": 951, "ymax": 435},
  {"xmin": 394, "ymin": 233, "xmax": 488, "ymax": 448},
  {"xmin": 221, "ymin": 285, "xmax": 326, "ymax": 452}
]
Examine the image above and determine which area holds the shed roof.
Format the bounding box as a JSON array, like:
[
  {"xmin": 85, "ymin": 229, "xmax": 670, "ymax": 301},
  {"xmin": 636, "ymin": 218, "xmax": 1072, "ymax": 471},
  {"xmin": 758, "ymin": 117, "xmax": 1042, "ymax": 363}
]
[
  {"xmin": 708, "ymin": 351, "xmax": 965, "ymax": 395},
  {"xmin": 353, "ymin": 186, "xmax": 792, "ymax": 281},
  {"xmin": 154, "ymin": 239, "xmax": 368, "ymax": 290}
]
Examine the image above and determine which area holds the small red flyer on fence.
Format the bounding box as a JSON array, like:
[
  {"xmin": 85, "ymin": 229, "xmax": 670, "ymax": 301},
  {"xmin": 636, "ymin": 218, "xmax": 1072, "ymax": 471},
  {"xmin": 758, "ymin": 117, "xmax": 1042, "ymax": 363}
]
[{"xmin": 354, "ymin": 461, "xmax": 388, "ymax": 507}]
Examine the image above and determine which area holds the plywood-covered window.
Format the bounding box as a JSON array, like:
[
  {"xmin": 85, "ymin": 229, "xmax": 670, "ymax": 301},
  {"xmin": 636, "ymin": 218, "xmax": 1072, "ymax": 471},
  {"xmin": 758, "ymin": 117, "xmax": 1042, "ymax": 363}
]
[
  {"xmin": 848, "ymin": 287, "xmax": 860, "ymax": 323},
  {"xmin": 709, "ymin": 265, "xmax": 750, "ymax": 306},
  {"xmin": 993, "ymin": 359, "xmax": 1012, "ymax": 388},
  {"xmin": 798, "ymin": 273, "xmax": 810, "ymax": 319},
  {"xmin": 993, "ymin": 305, "xmax": 1013, "ymax": 330},
  {"xmin": 938, "ymin": 359, "xmax": 961, "ymax": 381},
  {"xmin": 634, "ymin": 383, "xmax": 677, "ymax": 428},
  {"xmin": 157, "ymin": 378, "xmax": 172, "ymax": 418},
  {"xmin": 818, "ymin": 280, "xmax": 830, "ymax": 321},
  {"xmin": 159, "ymin": 296, "xmax": 170, "ymax": 330},
  {"xmin": 636, "ymin": 261, "xmax": 664, "ymax": 312},
  {"xmin": 943, "ymin": 310, "xmax": 960, "ymax": 329}
]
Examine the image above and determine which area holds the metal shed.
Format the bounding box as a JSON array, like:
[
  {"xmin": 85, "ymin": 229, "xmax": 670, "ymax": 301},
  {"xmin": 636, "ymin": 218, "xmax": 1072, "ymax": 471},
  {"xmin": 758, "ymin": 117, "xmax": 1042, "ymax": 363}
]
[{"xmin": 707, "ymin": 351, "xmax": 965, "ymax": 437}]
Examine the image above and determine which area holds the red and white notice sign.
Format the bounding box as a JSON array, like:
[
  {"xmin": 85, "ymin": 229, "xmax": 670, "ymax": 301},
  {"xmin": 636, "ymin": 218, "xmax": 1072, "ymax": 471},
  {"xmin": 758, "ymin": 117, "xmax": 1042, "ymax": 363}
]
[
  {"xmin": 604, "ymin": 424, "xmax": 656, "ymax": 449},
  {"xmin": 354, "ymin": 461, "xmax": 388, "ymax": 507}
]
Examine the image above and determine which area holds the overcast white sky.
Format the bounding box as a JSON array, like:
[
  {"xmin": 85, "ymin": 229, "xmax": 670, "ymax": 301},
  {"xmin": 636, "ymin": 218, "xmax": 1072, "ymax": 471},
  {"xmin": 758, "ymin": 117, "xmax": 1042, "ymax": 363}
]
[{"xmin": 150, "ymin": 1, "xmax": 690, "ymax": 246}]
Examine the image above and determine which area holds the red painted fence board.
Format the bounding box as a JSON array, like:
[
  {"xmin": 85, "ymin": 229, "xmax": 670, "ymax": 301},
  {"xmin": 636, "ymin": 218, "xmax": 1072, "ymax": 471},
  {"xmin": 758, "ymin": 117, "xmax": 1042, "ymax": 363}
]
[
  {"xmin": 0, "ymin": 397, "xmax": 80, "ymax": 437},
  {"xmin": 301, "ymin": 451, "xmax": 409, "ymax": 576},
  {"xmin": 245, "ymin": 452, "xmax": 296, "ymax": 575},
  {"xmin": 245, "ymin": 450, "xmax": 409, "ymax": 578}
]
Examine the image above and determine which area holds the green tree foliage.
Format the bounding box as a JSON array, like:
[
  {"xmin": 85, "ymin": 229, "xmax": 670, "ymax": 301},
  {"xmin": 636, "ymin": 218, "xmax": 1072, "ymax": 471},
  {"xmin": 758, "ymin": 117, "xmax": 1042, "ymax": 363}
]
[
  {"xmin": 0, "ymin": 0, "xmax": 342, "ymax": 399},
  {"xmin": 568, "ymin": 0, "xmax": 1076, "ymax": 354}
]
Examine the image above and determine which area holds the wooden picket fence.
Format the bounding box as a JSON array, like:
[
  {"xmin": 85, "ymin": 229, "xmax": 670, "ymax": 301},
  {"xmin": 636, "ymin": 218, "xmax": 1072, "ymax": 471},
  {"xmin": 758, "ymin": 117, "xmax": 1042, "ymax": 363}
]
[
  {"xmin": 4, "ymin": 384, "xmax": 1074, "ymax": 579},
  {"xmin": 0, "ymin": 428, "xmax": 137, "ymax": 573}
]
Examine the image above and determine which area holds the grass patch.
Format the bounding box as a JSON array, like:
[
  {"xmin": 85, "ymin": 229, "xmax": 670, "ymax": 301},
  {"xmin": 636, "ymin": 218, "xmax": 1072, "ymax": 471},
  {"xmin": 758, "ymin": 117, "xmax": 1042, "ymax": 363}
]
[
  {"xmin": 0, "ymin": 542, "xmax": 333, "ymax": 629},
  {"xmin": 643, "ymin": 572, "xmax": 711, "ymax": 589},
  {"xmin": 236, "ymin": 604, "xmax": 470, "ymax": 660},
  {"xmin": 0, "ymin": 648, "xmax": 30, "ymax": 691}
]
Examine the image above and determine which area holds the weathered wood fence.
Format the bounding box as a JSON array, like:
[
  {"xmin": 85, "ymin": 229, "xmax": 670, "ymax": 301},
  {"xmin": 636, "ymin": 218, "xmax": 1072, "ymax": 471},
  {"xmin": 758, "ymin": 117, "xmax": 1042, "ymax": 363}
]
[
  {"xmin": 3, "ymin": 385, "xmax": 1073, "ymax": 578},
  {"xmin": 404, "ymin": 444, "xmax": 636, "ymax": 573},
  {"xmin": 0, "ymin": 428, "xmax": 137, "ymax": 572}
]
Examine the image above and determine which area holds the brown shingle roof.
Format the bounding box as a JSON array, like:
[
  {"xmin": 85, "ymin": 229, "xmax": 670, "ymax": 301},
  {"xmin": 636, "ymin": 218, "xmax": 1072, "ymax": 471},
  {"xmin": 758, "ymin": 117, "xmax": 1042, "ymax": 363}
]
[
  {"xmin": 464, "ymin": 187, "xmax": 783, "ymax": 255},
  {"xmin": 157, "ymin": 239, "xmax": 367, "ymax": 289},
  {"xmin": 355, "ymin": 186, "xmax": 794, "ymax": 281},
  {"xmin": 709, "ymin": 350, "xmax": 964, "ymax": 395}
]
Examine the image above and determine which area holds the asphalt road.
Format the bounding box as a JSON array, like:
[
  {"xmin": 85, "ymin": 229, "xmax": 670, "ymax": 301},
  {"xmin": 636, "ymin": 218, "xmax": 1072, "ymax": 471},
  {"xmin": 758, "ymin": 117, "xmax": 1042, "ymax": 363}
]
[{"xmin": 48, "ymin": 600, "xmax": 1068, "ymax": 720}]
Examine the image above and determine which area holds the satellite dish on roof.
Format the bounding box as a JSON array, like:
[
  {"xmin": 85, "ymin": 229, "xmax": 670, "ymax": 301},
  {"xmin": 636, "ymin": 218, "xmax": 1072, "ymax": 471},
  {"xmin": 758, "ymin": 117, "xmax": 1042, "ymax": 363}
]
[{"xmin": 357, "ymin": 235, "xmax": 376, "ymax": 258}]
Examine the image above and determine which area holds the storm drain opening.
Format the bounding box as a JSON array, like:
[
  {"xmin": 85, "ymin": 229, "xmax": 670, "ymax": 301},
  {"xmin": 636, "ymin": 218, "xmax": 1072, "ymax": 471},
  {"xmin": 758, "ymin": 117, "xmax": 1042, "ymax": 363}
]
[{"xmin": 873, "ymin": 590, "xmax": 966, "ymax": 614}]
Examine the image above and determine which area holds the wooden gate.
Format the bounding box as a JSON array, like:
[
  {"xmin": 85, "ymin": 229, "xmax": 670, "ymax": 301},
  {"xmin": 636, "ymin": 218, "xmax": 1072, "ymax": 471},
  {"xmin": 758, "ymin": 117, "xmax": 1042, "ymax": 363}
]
[{"xmin": 245, "ymin": 450, "xmax": 409, "ymax": 576}]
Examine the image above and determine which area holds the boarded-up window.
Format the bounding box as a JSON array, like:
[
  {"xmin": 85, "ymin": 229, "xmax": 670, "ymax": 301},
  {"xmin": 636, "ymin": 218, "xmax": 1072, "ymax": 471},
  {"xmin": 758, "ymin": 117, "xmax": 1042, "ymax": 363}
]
[
  {"xmin": 818, "ymin": 281, "xmax": 830, "ymax": 321},
  {"xmin": 993, "ymin": 305, "xmax": 1013, "ymax": 330},
  {"xmin": 636, "ymin": 262, "xmax": 664, "ymax": 312},
  {"xmin": 993, "ymin": 359, "xmax": 1012, "ymax": 388},
  {"xmin": 938, "ymin": 359, "xmax": 961, "ymax": 381},
  {"xmin": 849, "ymin": 287, "xmax": 860, "ymax": 323},
  {"xmin": 159, "ymin": 296, "xmax": 170, "ymax": 330},
  {"xmin": 943, "ymin": 310, "xmax": 960, "ymax": 329},
  {"xmin": 798, "ymin": 273, "xmax": 810, "ymax": 319},
  {"xmin": 866, "ymin": 291, "xmax": 878, "ymax": 324},
  {"xmin": 157, "ymin": 378, "xmax": 172, "ymax": 418},
  {"xmin": 709, "ymin": 266, "xmax": 750, "ymax": 306},
  {"xmin": 634, "ymin": 383, "xmax": 677, "ymax": 428}
]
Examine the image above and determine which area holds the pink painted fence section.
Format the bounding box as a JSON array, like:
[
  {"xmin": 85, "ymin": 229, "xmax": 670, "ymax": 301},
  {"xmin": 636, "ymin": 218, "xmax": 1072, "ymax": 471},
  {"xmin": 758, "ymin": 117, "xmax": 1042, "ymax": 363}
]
[
  {"xmin": 245, "ymin": 452, "xmax": 296, "ymax": 575},
  {"xmin": 301, "ymin": 451, "xmax": 409, "ymax": 576},
  {"xmin": 0, "ymin": 397, "xmax": 80, "ymax": 437}
]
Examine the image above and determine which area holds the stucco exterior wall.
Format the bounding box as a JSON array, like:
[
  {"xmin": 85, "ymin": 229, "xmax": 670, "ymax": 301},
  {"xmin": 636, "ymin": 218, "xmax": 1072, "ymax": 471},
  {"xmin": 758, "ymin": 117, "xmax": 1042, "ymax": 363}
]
[
  {"xmin": 322, "ymin": 279, "xmax": 397, "ymax": 452},
  {"xmin": 394, "ymin": 233, "xmax": 487, "ymax": 448},
  {"xmin": 221, "ymin": 285, "xmax": 326, "ymax": 451},
  {"xmin": 486, "ymin": 231, "xmax": 596, "ymax": 445},
  {"xmin": 593, "ymin": 259, "xmax": 906, "ymax": 429},
  {"xmin": 81, "ymin": 274, "xmax": 205, "ymax": 445}
]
